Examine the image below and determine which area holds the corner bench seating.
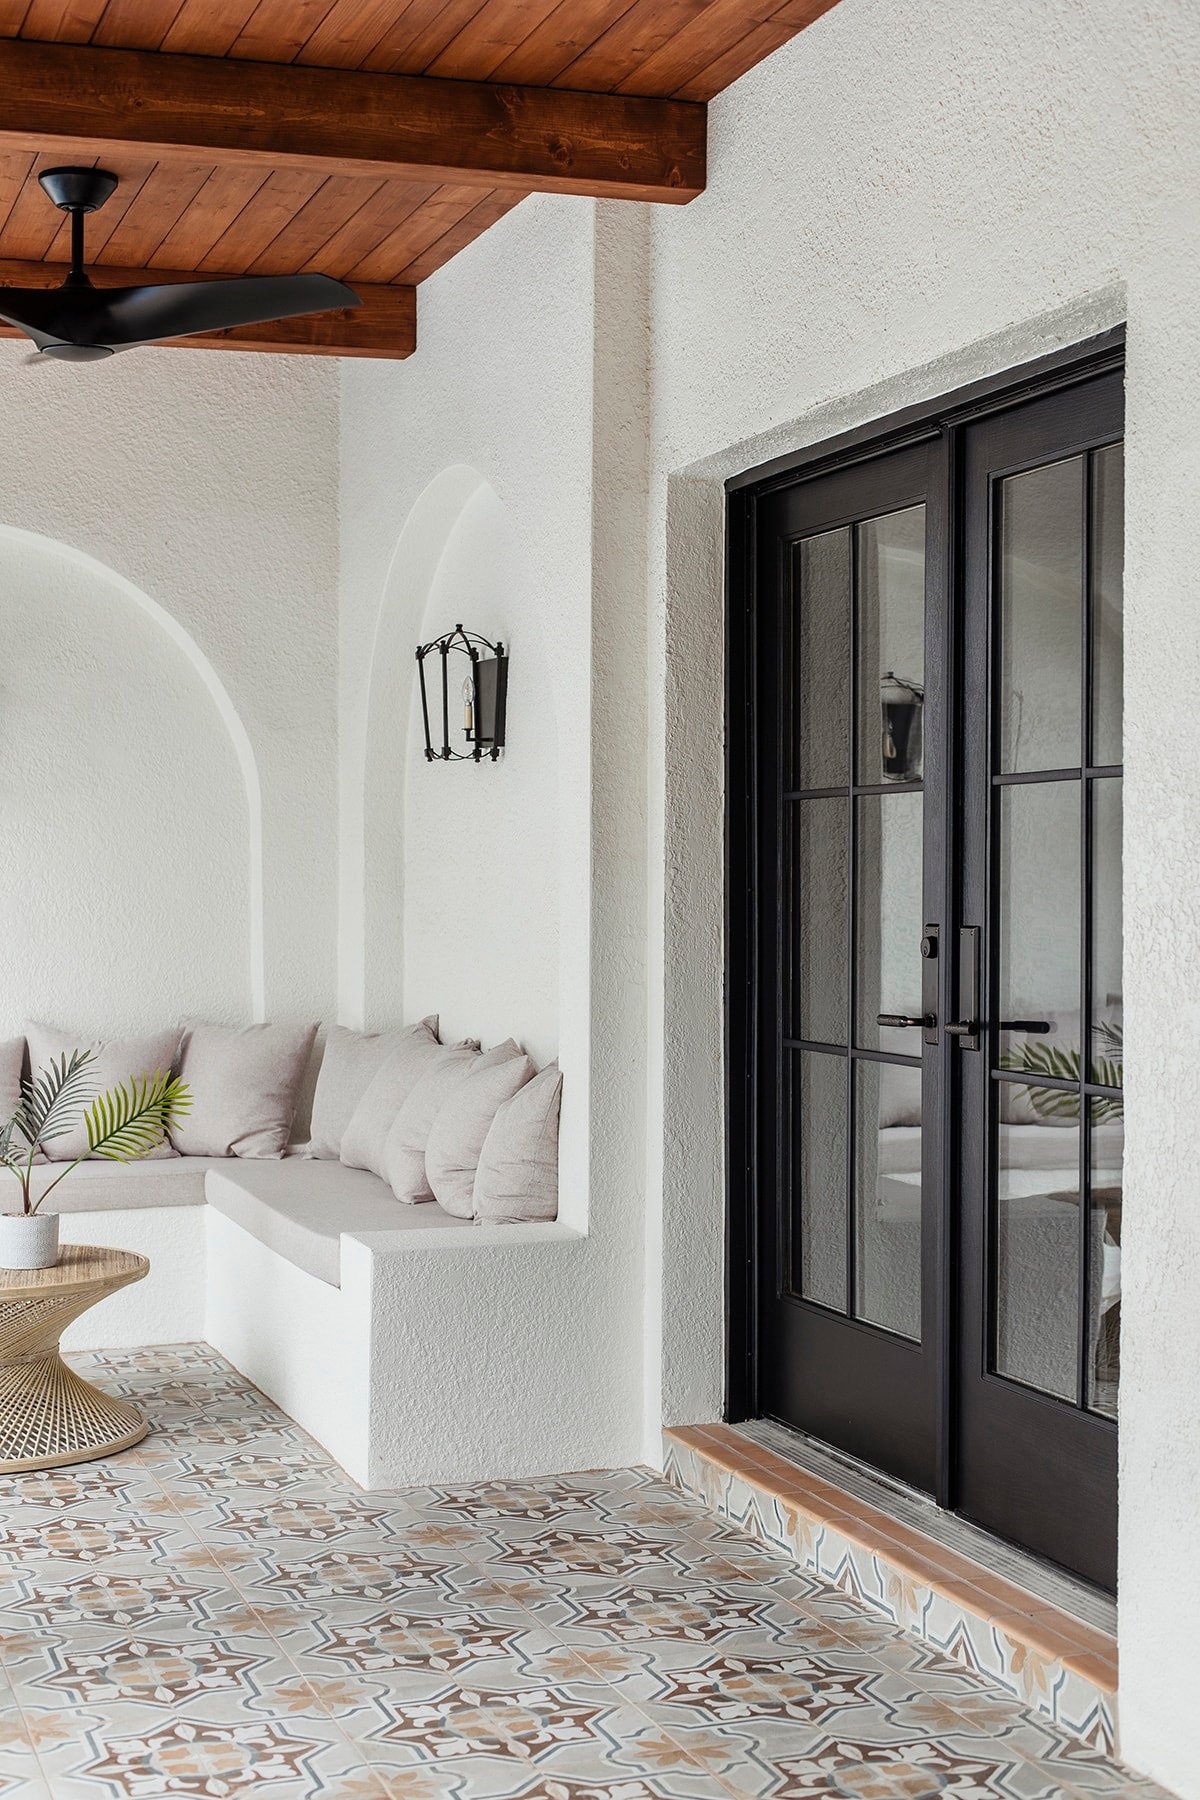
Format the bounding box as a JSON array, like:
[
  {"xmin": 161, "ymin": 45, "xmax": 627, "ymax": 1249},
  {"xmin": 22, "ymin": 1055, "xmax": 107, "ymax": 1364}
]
[
  {"xmin": 45, "ymin": 1153, "xmax": 580, "ymax": 1489},
  {"xmin": 37, "ymin": 1155, "xmax": 473, "ymax": 1285}
]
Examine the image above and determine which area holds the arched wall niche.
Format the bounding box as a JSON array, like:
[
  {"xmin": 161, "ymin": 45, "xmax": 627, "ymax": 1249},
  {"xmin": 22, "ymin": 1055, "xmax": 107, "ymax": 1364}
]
[
  {"xmin": 351, "ymin": 465, "xmax": 560, "ymax": 1065},
  {"xmin": 0, "ymin": 527, "xmax": 261, "ymax": 1037}
]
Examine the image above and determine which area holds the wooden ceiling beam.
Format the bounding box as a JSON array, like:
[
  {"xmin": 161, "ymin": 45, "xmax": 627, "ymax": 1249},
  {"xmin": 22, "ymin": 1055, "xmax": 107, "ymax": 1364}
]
[
  {"xmin": 0, "ymin": 258, "xmax": 416, "ymax": 357},
  {"xmin": 0, "ymin": 37, "xmax": 706, "ymax": 203}
]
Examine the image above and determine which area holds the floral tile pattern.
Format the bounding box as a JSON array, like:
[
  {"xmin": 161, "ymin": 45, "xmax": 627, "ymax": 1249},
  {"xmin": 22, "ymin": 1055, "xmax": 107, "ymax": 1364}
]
[
  {"xmin": 660, "ymin": 1432, "xmax": 1126, "ymax": 1762},
  {"xmin": 0, "ymin": 1344, "xmax": 1167, "ymax": 1799}
]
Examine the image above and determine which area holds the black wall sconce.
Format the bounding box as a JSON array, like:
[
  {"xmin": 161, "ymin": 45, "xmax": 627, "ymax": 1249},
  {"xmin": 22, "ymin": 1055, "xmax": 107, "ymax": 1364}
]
[
  {"xmin": 416, "ymin": 623, "xmax": 508, "ymax": 763},
  {"xmin": 880, "ymin": 670, "xmax": 924, "ymax": 781}
]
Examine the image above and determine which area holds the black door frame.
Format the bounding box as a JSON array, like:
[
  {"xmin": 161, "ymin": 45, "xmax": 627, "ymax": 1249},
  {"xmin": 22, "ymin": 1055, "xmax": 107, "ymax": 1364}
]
[{"xmin": 724, "ymin": 325, "xmax": 1126, "ymax": 1530}]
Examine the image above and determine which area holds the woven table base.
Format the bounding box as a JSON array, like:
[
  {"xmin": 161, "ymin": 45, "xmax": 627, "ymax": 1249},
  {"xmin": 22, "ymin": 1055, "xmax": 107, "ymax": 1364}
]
[
  {"xmin": 0, "ymin": 1351, "xmax": 146, "ymax": 1472},
  {"xmin": 0, "ymin": 1245, "xmax": 149, "ymax": 1473}
]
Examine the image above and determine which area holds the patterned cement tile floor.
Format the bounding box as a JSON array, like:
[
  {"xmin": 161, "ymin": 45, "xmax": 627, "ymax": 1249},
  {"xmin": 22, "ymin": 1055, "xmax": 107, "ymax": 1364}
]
[{"xmin": 0, "ymin": 1345, "xmax": 1169, "ymax": 1800}]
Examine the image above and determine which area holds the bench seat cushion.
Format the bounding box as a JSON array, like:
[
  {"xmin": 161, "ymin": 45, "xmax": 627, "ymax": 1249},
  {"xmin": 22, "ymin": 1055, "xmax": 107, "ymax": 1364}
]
[
  {"xmin": 205, "ymin": 1159, "xmax": 469, "ymax": 1286},
  {"xmin": 29, "ymin": 1157, "xmax": 221, "ymax": 1214}
]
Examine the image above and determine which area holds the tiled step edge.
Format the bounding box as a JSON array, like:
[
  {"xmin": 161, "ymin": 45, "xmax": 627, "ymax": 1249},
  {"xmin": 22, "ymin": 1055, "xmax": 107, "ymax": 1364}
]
[{"xmin": 663, "ymin": 1423, "xmax": 1118, "ymax": 1756}]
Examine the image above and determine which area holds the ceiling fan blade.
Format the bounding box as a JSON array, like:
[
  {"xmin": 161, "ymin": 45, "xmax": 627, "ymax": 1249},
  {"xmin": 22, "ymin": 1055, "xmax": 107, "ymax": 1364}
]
[
  {"xmin": 96, "ymin": 273, "xmax": 360, "ymax": 349},
  {"xmin": 0, "ymin": 287, "xmax": 70, "ymax": 350}
]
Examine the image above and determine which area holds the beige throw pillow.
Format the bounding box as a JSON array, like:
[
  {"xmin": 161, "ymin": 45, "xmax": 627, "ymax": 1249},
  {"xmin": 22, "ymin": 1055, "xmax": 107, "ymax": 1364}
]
[
  {"xmin": 382, "ymin": 1042, "xmax": 483, "ymax": 1204},
  {"xmin": 25, "ymin": 1022, "xmax": 182, "ymax": 1162},
  {"xmin": 338, "ymin": 1021, "xmax": 447, "ymax": 1179},
  {"xmin": 170, "ymin": 1020, "xmax": 317, "ymax": 1159},
  {"xmin": 426, "ymin": 1041, "xmax": 535, "ymax": 1219},
  {"xmin": 308, "ymin": 1018, "xmax": 438, "ymax": 1161},
  {"xmin": 474, "ymin": 1062, "xmax": 562, "ymax": 1224},
  {"xmin": 0, "ymin": 1038, "xmax": 24, "ymax": 1131}
]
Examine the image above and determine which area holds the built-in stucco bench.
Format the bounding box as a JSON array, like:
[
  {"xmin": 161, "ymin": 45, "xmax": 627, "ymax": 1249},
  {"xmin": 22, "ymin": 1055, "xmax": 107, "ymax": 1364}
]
[
  {"xmin": 45, "ymin": 1153, "xmax": 581, "ymax": 1488},
  {"xmin": 204, "ymin": 1160, "xmax": 472, "ymax": 1285},
  {"xmin": 37, "ymin": 1154, "xmax": 470, "ymax": 1286}
]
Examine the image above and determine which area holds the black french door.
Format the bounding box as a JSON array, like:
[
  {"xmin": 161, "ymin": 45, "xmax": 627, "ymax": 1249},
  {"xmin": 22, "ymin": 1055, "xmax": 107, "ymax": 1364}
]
[{"xmin": 729, "ymin": 334, "xmax": 1125, "ymax": 1591}]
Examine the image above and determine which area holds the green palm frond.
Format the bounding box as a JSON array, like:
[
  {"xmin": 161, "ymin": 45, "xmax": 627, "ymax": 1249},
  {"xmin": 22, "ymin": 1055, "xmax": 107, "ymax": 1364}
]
[
  {"xmin": 12, "ymin": 1048, "xmax": 96, "ymax": 1149},
  {"xmin": 0, "ymin": 1116, "xmax": 28, "ymax": 1172},
  {"xmin": 84, "ymin": 1070, "xmax": 192, "ymax": 1163},
  {"xmin": 1000, "ymin": 1031, "xmax": 1124, "ymax": 1123}
]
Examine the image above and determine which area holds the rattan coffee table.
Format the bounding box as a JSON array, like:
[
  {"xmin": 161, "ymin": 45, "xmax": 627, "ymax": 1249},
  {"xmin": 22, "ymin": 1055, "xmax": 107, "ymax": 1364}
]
[{"xmin": 0, "ymin": 1244, "xmax": 149, "ymax": 1472}]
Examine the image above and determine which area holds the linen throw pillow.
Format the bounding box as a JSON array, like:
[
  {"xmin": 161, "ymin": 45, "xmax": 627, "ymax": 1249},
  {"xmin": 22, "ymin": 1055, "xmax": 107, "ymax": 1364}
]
[
  {"xmin": 0, "ymin": 1038, "xmax": 24, "ymax": 1132},
  {"xmin": 308, "ymin": 1018, "xmax": 438, "ymax": 1161},
  {"xmin": 426, "ymin": 1041, "xmax": 535, "ymax": 1219},
  {"xmin": 338, "ymin": 1020, "xmax": 447, "ymax": 1179},
  {"xmin": 170, "ymin": 1020, "xmax": 317, "ymax": 1159},
  {"xmin": 474, "ymin": 1061, "xmax": 562, "ymax": 1224},
  {"xmin": 24, "ymin": 1022, "xmax": 182, "ymax": 1162},
  {"xmin": 382, "ymin": 1042, "xmax": 484, "ymax": 1204}
]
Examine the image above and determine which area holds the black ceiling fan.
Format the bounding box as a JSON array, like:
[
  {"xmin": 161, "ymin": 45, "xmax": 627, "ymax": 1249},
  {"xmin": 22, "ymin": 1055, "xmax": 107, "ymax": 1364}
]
[{"xmin": 0, "ymin": 167, "xmax": 360, "ymax": 363}]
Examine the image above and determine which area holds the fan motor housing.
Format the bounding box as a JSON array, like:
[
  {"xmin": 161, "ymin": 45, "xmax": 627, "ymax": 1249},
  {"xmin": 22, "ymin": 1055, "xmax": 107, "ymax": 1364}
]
[{"xmin": 38, "ymin": 167, "xmax": 118, "ymax": 214}]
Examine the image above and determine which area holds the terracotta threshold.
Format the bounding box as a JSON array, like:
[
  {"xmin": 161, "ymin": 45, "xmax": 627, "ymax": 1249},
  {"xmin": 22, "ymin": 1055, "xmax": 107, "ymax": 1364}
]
[{"xmin": 664, "ymin": 1421, "xmax": 1118, "ymax": 1752}]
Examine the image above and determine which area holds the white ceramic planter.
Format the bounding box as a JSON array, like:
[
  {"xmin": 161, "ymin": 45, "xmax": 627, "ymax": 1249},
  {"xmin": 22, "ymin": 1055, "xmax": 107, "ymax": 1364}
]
[{"xmin": 0, "ymin": 1212, "xmax": 60, "ymax": 1271}]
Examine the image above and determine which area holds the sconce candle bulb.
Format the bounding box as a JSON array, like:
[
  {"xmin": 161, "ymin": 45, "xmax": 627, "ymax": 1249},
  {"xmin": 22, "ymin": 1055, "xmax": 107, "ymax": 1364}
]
[{"xmin": 416, "ymin": 623, "xmax": 508, "ymax": 763}]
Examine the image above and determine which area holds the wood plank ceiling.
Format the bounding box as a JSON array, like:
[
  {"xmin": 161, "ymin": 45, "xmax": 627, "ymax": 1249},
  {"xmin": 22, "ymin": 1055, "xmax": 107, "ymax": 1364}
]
[{"xmin": 0, "ymin": 0, "xmax": 838, "ymax": 355}]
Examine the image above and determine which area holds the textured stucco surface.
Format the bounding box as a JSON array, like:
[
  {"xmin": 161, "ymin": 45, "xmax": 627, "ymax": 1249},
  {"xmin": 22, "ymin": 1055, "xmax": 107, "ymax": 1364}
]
[
  {"xmin": 0, "ymin": 342, "xmax": 340, "ymax": 1032},
  {"xmin": 402, "ymin": 481, "xmax": 559, "ymax": 1068},
  {"xmin": 338, "ymin": 196, "xmax": 647, "ymax": 1471},
  {"xmin": 0, "ymin": 538, "xmax": 249, "ymax": 1037}
]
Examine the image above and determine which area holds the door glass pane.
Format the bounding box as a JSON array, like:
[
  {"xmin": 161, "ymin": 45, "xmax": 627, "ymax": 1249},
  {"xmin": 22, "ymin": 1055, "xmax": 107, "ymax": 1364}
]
[
  {"xmin": 999, "ymin": 457, "xmax": 1083, "ymax": 773},
  {"xmin": 1091, "ymin": 778, "xmax": 1123, "ymax": 1083},
  {"xmin": 855, "ymin": 1060, "xmax": 921, "ymax": 1340},
  {"xmin": 791, "ymin": 798, "xmax": 848, "ymax": 1045},
  {"xmin": 998, "ymin": 781, "xmax": 1080, "ymax": 1067},
  {"xmin": 1091, "ymin": 444, "xmax": 1124, "ymax": 766},
  {"xmin": 857, "ymin": 505, "xmax": 926, "ymax": 784},
  {"xmin": 794, "ymin": 1051, "xmax": 848, "ymax": 1311},
  {"xmin": 1088, "ymin": 1094, "xmax": 1123, "ymax": 1418},
  {"xmin": 793, "ymin": 529, "xmax": 851, "ymax": 789},
  {"xmin": 995, "ymin": 1082, "xmax": 1080, "ymax": 1400},
  {"xmin": 855, "ymin": 792, "xmax": 923, "ymax": 1051}
]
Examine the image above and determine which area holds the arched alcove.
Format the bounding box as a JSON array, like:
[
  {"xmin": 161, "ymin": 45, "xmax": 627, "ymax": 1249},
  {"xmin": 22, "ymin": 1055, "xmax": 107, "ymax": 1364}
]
[
  {"xmin": 351, "ymin": 466, "xmax": 559, "ymax": 1064},
  {"xmin": 0, "ymin": 528, "xmax": 261, "ymax": 1035}
]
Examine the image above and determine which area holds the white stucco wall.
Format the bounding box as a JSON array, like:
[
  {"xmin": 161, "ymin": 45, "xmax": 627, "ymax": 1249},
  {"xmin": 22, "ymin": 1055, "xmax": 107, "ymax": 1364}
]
[
  {"xmin": 0, "ymin": 343, "xmax": 340, "ymax": 1041},
  {"xmin": 403, "ymin": 482, "xmax": 559, "ymax": 1067},
  {"xmin": 338, "ymin": 195, "xmax": 648, "ymax": 1468},
  {"xmin": 635, "ymin": 1, "xmax": 1199, "ymax": 1791}
]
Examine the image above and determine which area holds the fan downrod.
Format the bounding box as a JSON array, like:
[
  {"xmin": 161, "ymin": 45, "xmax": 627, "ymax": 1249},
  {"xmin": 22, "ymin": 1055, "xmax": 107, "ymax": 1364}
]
[{"xmin": 38, "ymin": 167, "xmax": 118, "ymax": 214}]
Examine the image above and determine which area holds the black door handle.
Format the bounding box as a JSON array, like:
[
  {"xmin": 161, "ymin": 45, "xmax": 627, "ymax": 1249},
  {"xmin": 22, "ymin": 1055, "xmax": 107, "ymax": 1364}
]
[
  {"xmin": 946, "ymin": 1019, "xmax": 976, "ymax": 1037},
  {"xmin": 877, "ymin": 1013, "xmax": 934, "ymax": 1030}
]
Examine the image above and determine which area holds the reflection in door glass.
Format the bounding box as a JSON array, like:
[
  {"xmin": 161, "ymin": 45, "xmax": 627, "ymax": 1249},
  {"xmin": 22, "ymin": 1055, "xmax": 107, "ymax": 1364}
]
[
  {"xmin": 1088, "ymin": 1095, "xmax": 1123, "ymax": 1418},
  {"xmin": 792, "ymin": 798, "xmax": 848, "ymax": 1046},
  {"xmin": 857, "ymin": 506, "xmax": 926, "ymax": 784},
  {"xmin": 855, "ymin": 1061, "xmax": 921, "ymax": 1340},
  {"xmin": 1091, "ymin": 778, "xmax": 1123, "ymax": 1084},
  {"xmin": 794, "ymin": 529, "xmax": 851, "ymax": 789},
  {"xmin": 856, "ymin": 792, "xmax": 923, "ymax": 1052},
  {"xmin": 1091, "ymin": 445, "xmax": 1124, "ymax": 767},
  {"xmin": 794, "ymin": 1051, "xmax": 848, "ymax": 1313},
  {"xmin": 994, "ymin": 1083, "xmax": 1080, "ymax": 1402},
  {"xmin": 999, "ymin": 457, "xmax": 1083, "ymax": 773},
  {"xmin": 998, "ymin": 781, "xmax": 1080, "ymax": 1065}
]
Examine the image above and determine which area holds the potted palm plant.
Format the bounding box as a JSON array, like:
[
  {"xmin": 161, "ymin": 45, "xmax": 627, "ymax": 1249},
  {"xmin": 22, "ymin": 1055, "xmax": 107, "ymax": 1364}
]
[{"xmin": 0, "ymin": 1049, "xmax": 191, "ymax": 1270}]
